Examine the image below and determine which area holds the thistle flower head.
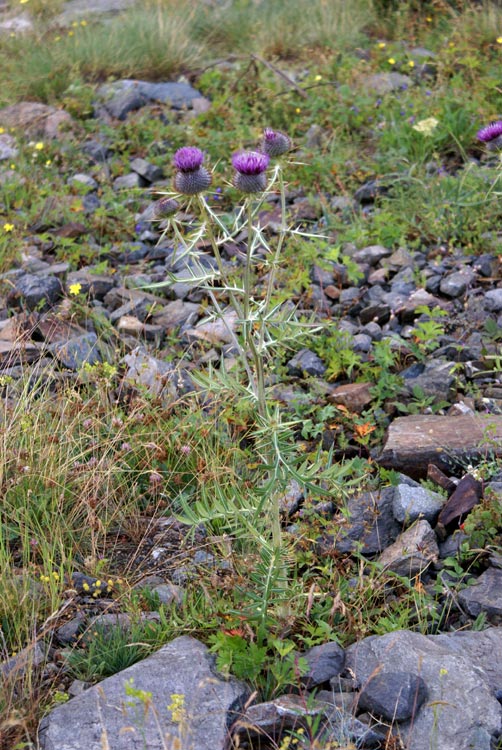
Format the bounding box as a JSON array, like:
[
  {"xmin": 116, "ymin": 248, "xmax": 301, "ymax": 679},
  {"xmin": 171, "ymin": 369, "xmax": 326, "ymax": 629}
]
[
  {"xmin": 173, "ymin": 147, "xmax": 205, "ymax": 172},
  {"xmin": 232, "ymin": 150, "xmax": 269, "ymax": 193},
  {"xmin": 172, "ymin": 147, "xmax": 211, "ymax": 194},
  {"xmin": 154, "ymin": 197, "xmax": 179, "ymax": 218},
  {"xmin": 477, "ymin": 121, "xmax": 502, "ymax": 149},
  {"xmin": 174, "ymin": 168, "xmax": 212, "ymax": 195},
  {"xmin": 262, "ymin": 128, "xmax": 291, "ymax": 157}
]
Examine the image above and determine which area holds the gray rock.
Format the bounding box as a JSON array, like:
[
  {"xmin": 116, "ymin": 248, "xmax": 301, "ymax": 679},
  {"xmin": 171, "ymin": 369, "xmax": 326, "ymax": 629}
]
[
  {"xmin": 81, "ymin": 139, "xmax": 112, "ymax": 162},
  {"xmin": 68, "ymin": 173, "xmax": 98, "ymax": 190},
  {"xmin": 38, "ymin": 636, "xmax": 250, "ymax": 750},
  {"xmin": 458, "ymin": 567, "xmax": 502, "ymax": 619},
  {"xmin": 357, "ymin": 670, "xmax": 428, "ymax": 721},
  {"xmin": 151, "ymin": 582, "xmax": 184, "ymax": 606},
  {"xmin": 354, "ymin": 179, "xmax": 390, "ymax": 204},
  {"xmin": 122, "ymin": 346, "xmax": 177, "ymax": 399},
  {"xmin": 66, "ymin": 270, "xmax": 116, "ymax": 301},
  {"xmin": 364, "ymin": 72, "xmax": 413, "ymax": 93},
  {"xmin": 301, "ymin": 641, "xmax": 346, "ymax": 687},
  {"xmin": 393, "ymin": 483, "xmax": 445, "ymax": 525},
  {"xmin": 50, "ymin": 332, "xmax": 101, "ymax": 370},
  {"xmin": 352, "ymin": 333, "xmax": 372, "ymax": 352},
  {"xmin": 377, "ymin": 519, "xmax": 439, "ymax": 577},
  {"xmin": 97, "ymin": 80, "xmax": 206, "ymax": 120},
  {"xmin": 233, "ymin": 693, "xmax": 328, "ymax": 744},
  {"xmin": 0, "ymin": 12, "xmax": 33, "ymax": 35},
  {"xmin": 130, "ymin": 157, "xmax": 163, "ymax": 183},
  {"xmin": 0, "ymin": 133, "xmax": 18, "ymax": 160},
  {"xmin": 11, "ymin": 273, "xmax": 62, "ymax": 311},
  {"xmin": 56, "ymin": 612, "xmax": 86, "ymax": 645},
  {"xmin": 346, "ymin": 630, "xmax": 502, "ymax": 750},
  {"xmin": 287, "ymin": 348, "xmax": 326, "ymax": 377},
  {"xmin": 352, "ymin": 244, "xmax": 392, "ymax": 266},
  {"xmin": 2, "ymin": 641, "xmax": 46, "ymax": 679},
  {"xmin": 151, "ymin": 299, "xmax": 200, "ymax": 330},
  {"xmin": 401, "ymin": 359, "xmax": 456, "ymax": 401},
  {"xmin": 485, "ymin": 289, "xmax": 502, "ymax": 312},
  {"xmin": 113, "ymin": 172, "xmax": 146, "ymax": 189},
  {"xmin": 56, "ymin": 0, "xmax": 136, "ymax": 24},
  {"xmin": 439, "ymin": 269, "xmax": 475, "ymax": 298},
  {"xmin": 334, "ymin": 487, "xmax": 401, "ymax": 555},
  {"xmin": 0, "ymin": 102, "xmax": 74, "ymax": 139}
]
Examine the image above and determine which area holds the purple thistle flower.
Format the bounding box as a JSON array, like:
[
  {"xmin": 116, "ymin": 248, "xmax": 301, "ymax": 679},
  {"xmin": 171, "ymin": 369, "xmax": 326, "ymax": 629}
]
[
  {"xmin": 173, "ymin": 147, "xmax": 205, "ymax": 172},
  {"xmin": 172, "ymin": 146, "xmax": 212, "ymax": 195},
  {"xmin": 262, "ymin": 128, "xmax": 291, "ymax": 157},
  {"xmin": 477, "ymin": 121, "xmax": 502, "ymax": 150},
  {"xmin": 232, "ymin": 150, "xmax": 270, "ymax": 193}
]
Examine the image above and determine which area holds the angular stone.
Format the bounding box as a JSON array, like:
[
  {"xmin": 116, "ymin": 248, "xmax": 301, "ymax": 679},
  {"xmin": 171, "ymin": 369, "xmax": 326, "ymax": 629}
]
[
  {"xmin": 233, "ymin": 693, "xmax": 327, "ymax": 744},
  {"xmin": 333, "ymin": 487, "xmax": 400, "ymax": 555},
  {"xmin": 287, "ymin": 348, "xmax": 326, "ymax": 377},
  {"xmin": 328, "ymin": 382, "xmax": 373, "ymax": 413},
  {"xmin": 130, "ymin": 157, "xmax": 163, "ymax": 183},
  {"xmin": 10, "ymin": 273, "xmax": 62, "ymax": 311},
  {"xmin": 377, "ymin": 519, "xmax": 439, "ymax": 577},
  {"xmin": 357, "ymin": 670, "xmax": 428, "ymax": 721},
  {"xmin": 346, "ymin": 630, "xmax": 502, "ymax": 750},
  {"xmin": 363, "ymin": 72, "xmax": 413, "ymax": 93},
  {"xmin": 67, "ymin": 173, "xmax": 98, "ymax": 190},
  {"xmin": 392, "ymin": 484, "xmax": 445, "ymax": 525},
  {"xmin": 0, "ymin": 102, "xmax": 74, "ymax": 139},
  {"xmin": 458, "ymin": 567, "xmax": 502, "ymax": 619},
  {"xmin": 377, "ymin": 414, "xmax": 502, "ymax": 478},
  {"xmin": 122, "ymin": 346, "xmax": 177, "ymax": 398},
  {"xmin": 186, "ymin": 310, "xmax": 238, "ymax": 345},
  {"xmin": 56, "ymin": 0, "xmax": 136, "ymax": 23},
  {"xmin": 439, "ymin": 269, "xmax": 475, "ymax": 298},
  {"xmin": 0, "ymin": 133, "xmax": 18, "ymax": 160},
  {"xmin": 352, "ymin": 244, "xmax": 392, "ymax": 266},
  {"xmin": 51, "ymin": 332, "xmax": 101, "ymax": 370},
  {"xmin": 301, "ymin": 641, "xmax": 346, "ymax": 687},
  {"xmin": 485, "ymin": 289, "xmax": 502, "ymax": 312},
  {"xmin": 113, "ymin": 172, "xmax": 146, "ymax": 189},
  {"xmin": 151, "ymin": 299, "xmax": 200, "ymax": 330},
  {"xmin": 38, "ymin": 636, "xmax": 250, "ymax": 750}
]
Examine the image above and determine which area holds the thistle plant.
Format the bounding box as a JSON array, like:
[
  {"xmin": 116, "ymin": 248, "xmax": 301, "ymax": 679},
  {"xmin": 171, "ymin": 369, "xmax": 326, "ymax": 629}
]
[{"xmin": 148, "ymin": 129, "xmax": 359, "ymax": 615}]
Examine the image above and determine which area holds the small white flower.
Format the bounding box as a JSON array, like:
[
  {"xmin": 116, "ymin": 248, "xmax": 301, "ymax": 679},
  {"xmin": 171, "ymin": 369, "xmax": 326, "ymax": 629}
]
[{"xmin": 412, "ymin": 117, "xmax": 439, "ymax": 136}]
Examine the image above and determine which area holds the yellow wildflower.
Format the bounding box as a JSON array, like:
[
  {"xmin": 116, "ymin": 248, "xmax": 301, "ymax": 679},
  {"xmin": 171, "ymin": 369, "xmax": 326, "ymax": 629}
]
[
  {"xmin": 378, "ymin": 42, "xmax": 386, "ymax": 49},
  {"xmin": 69, "ymin": 282, "xmax": 82, "ymax": 296},
  {"xmin": 80, "ymin": 20, "xmax": 87, "ymax": 26},
  {"xmin": 497, "ymin": 36, "xmax": 502, "ymax": 44},
  {"xmin": 388, "ymin": 57, "xmax": 396, "ymax": 65},
  {"xmin": 314, "ymin": 74, "xmax": 322, "ymax": 81},
  {"xmin": 0, "ymin": 128, "xmax": 4, "ymax": 134},
  {"xmin": 34, "ymin": 142, "xmax": 44, "ymax": 151},
  {"xmin": 295, "ymin": 107, "xmax": 301, "ymax": 113},
  {"xmin": 3, "ymin": 223, "xmax": 14, "ymax": 232},
  {"xmin": 408, "ymin": 60, "xmax": 415, "ymax": 68}
]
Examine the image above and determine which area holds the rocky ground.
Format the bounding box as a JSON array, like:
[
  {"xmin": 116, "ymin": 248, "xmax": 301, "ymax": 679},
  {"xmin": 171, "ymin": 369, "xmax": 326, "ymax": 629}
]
[{"xmin": 1, "ymin": 1, "xmax": 502, "ymax": 749}]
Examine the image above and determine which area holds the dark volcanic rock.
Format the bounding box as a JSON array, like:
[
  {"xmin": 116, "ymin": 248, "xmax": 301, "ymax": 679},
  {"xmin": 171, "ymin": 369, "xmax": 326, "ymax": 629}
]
[
  {"xmin": 357, "ymin": 670, "xmax": 428, "ymax": 721},
  {"xmin": 333, "ymin": 486, "xmax": 400, "ymax": 555},
  {"xmin": 458, "ymin": 567, "xmax": 502, "ymax": 619},
  {"xmin": 287, "ymin": 348, "xmax": 326, "ymax": 377},
  {"xmin": 10, "ymin": 273, "xmax": 63, "ymax": 311},
  {"xmin": 301, "ymin": 641, "xmax": 346, "ymax": 687}
]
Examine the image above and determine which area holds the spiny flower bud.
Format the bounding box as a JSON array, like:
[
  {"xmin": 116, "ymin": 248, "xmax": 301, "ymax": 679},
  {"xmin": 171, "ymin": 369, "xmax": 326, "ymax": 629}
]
[
  {"xmin": 173, "ymin": 146, "xmax": 212, "ymax": 195},
  {"xmin": 261, "ymin": 128, "xmax": 291, "ymax": 157},
  {"xmin": 153, "ymin": 197, "xmax": 179, "ymax": 218},
  {"xmin": 477, "ymin": 121, "xmax": 502, "ymax": 151},
  {"xmin": 232, "ymin": 150, "xmax": 270, "ymax": 193}
]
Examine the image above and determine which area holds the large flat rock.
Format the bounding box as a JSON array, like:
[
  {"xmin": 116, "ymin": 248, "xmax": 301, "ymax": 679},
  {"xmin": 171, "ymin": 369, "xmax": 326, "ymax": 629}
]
[
  {"xmin": 346, "ymin": 629, "xmax": 502, "ymax": 750},
  {"xmin": 377, "ymin": 414, "xmax": 502, "ymax": 478},
  {"xmin": 38, "ymin": 635, "xmax": 250, "ymax": 750}
]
